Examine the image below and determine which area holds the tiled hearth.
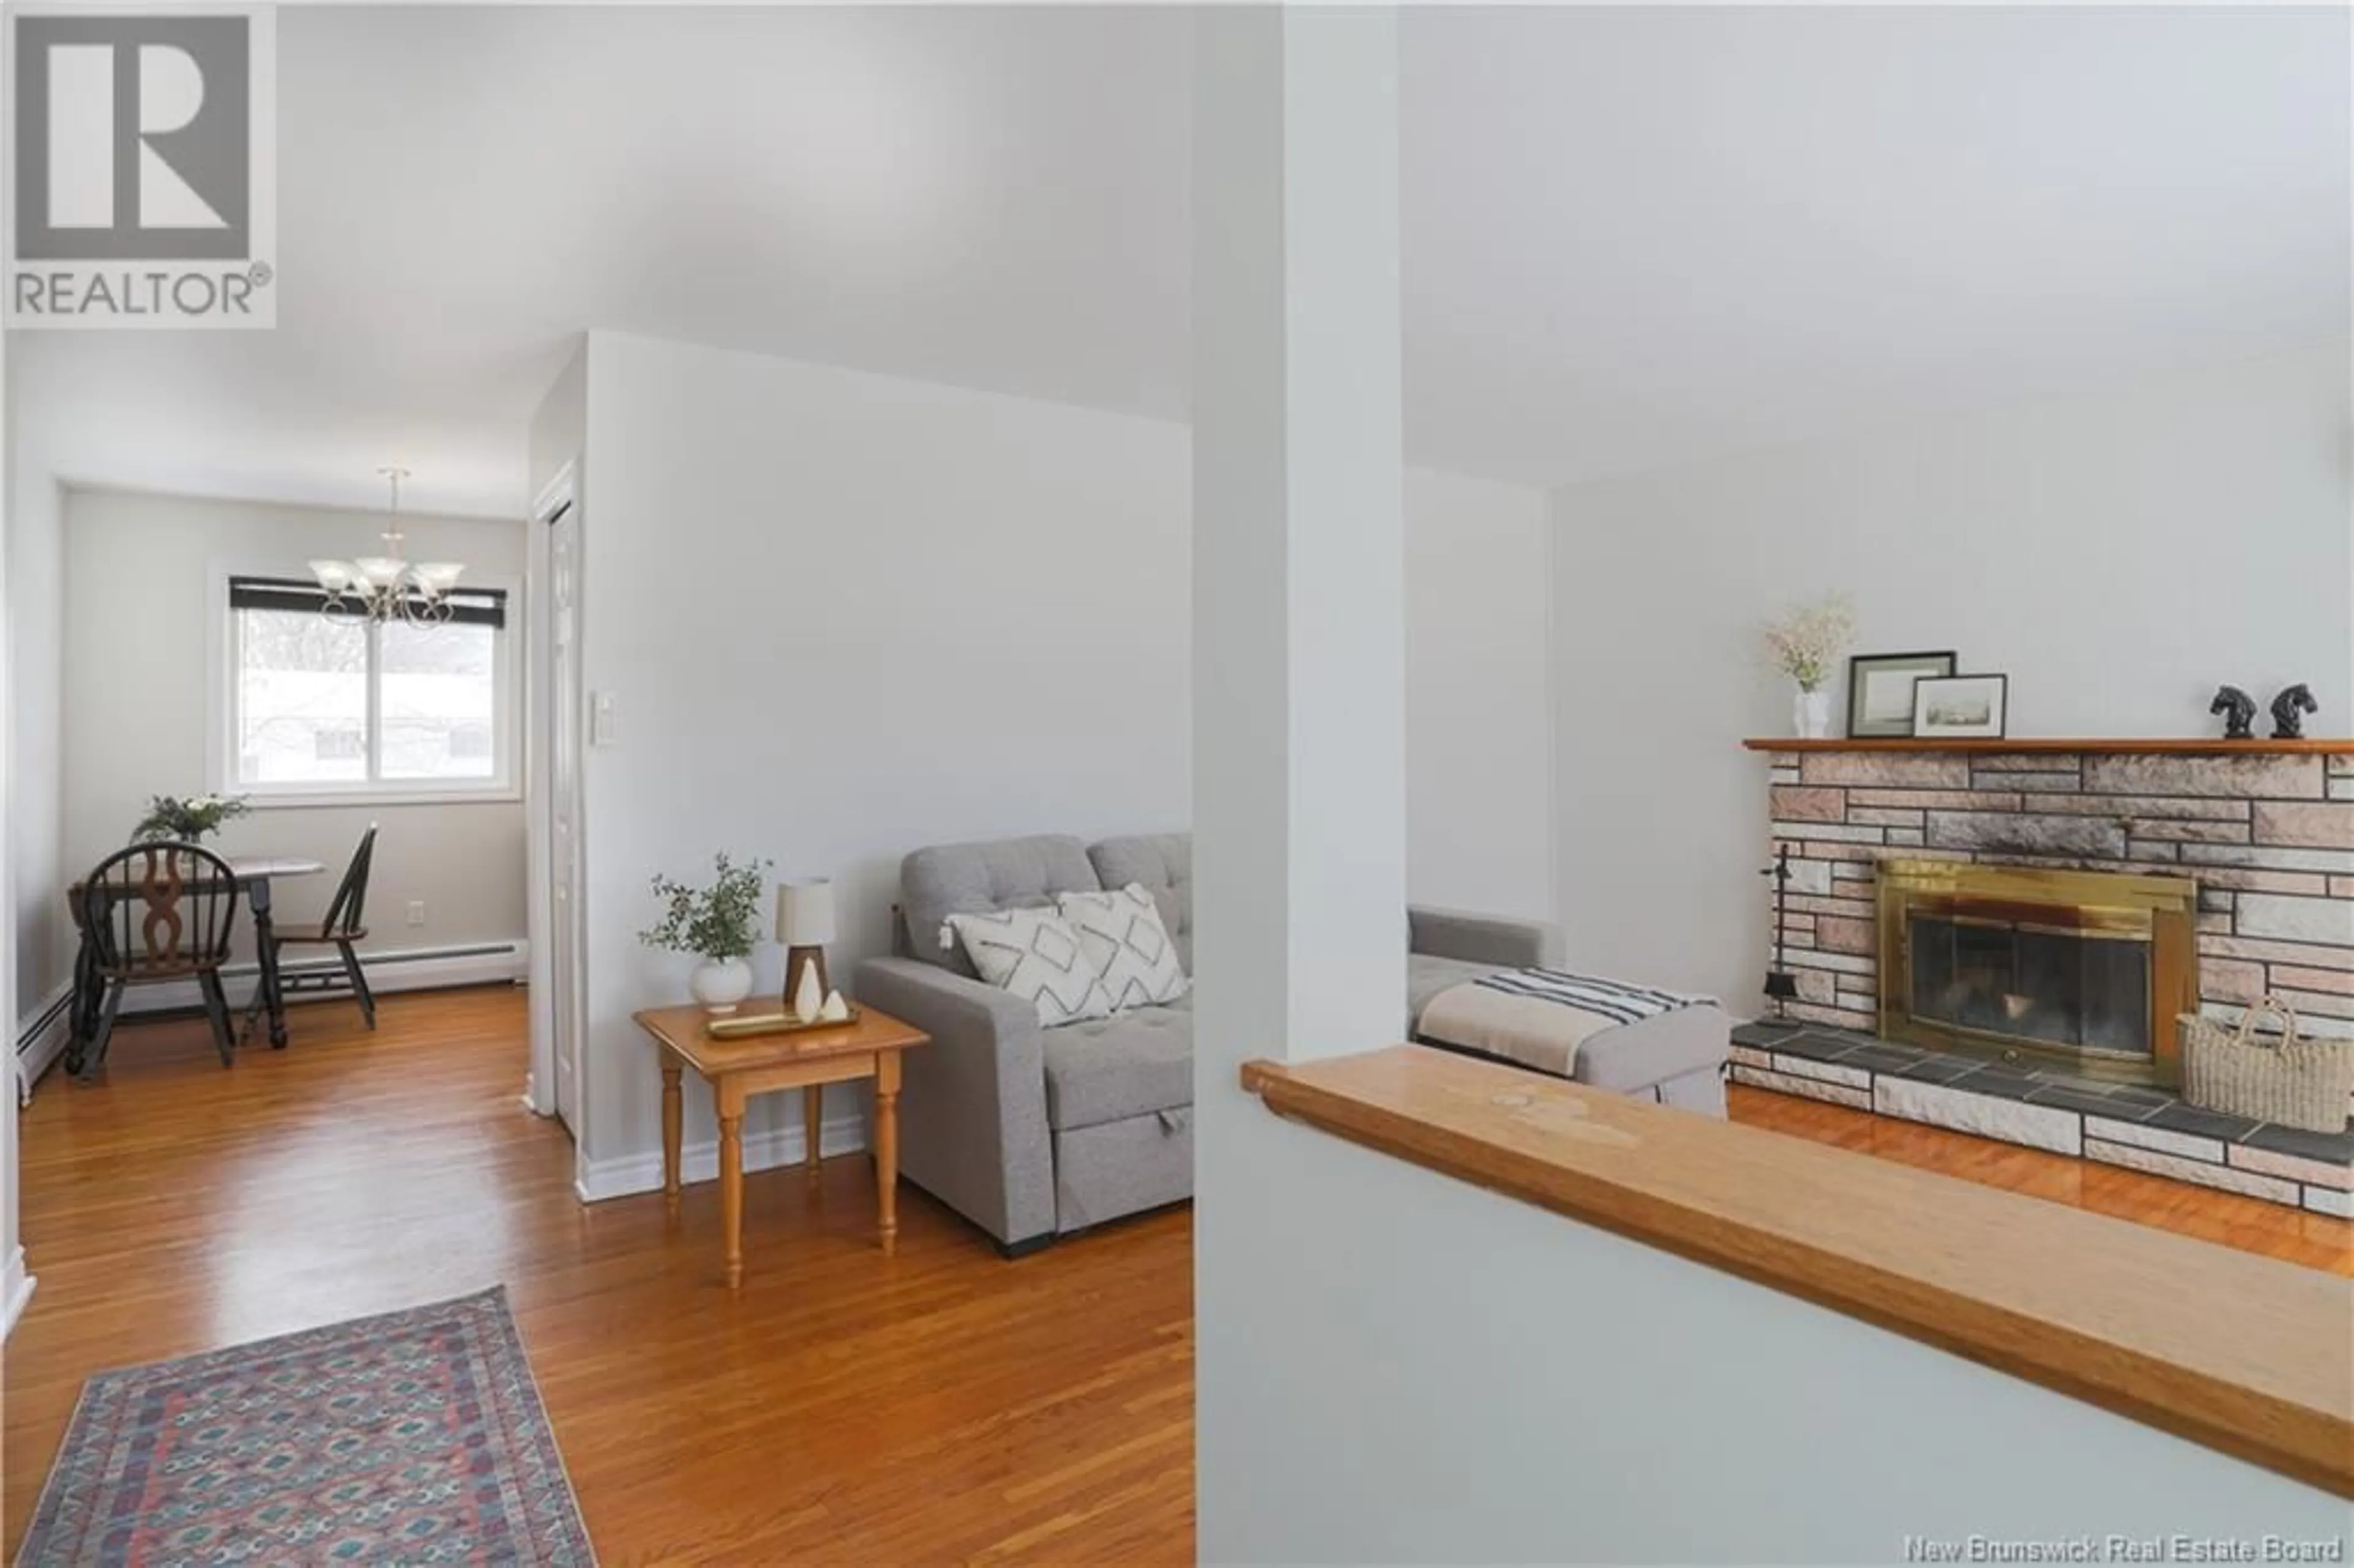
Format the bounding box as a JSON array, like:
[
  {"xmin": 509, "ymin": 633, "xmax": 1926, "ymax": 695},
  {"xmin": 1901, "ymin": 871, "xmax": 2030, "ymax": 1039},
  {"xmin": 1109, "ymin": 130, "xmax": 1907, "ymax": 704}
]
[
  {"xmin": 1729, "ymin": 1018, "xmax": 2353, "ymax": 1217},
  {"xmin": 1740, "ymin": 741, "xmax": 2354, "ymax": 1213}
]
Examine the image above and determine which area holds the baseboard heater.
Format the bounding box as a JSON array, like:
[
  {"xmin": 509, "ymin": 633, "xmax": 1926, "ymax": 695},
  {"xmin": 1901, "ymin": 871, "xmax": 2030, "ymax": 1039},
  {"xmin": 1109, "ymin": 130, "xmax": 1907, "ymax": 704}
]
[
  {"xmin": 132, "ymin": 941, "xmax": 526, "ymax": 1003},
  {"xmin": 261, "ymin": 942, "xmax": 522, "ymax": 985},
  {"xmin": 13, "ymin": 988, "xmax": 73, "ymax": 1057},
  {"xmin": 14, "ymin": 940, "xmax": 528, "ymax": 1079}
]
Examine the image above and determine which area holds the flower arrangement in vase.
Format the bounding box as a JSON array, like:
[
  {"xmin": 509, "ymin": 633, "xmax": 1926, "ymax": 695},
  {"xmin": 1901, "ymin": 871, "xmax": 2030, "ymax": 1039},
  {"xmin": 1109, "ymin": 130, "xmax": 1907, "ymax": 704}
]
[
  {"xmin": 639, "ymin": 852, "xmax": 772, "ymax": 1013},
  {"xmin": 132, "ymin": 793, "xmax": 252, "ymax": 843},
  {"xmin": 1764, "ymin": 593, "xmax": 1857, "ymax": 740}
]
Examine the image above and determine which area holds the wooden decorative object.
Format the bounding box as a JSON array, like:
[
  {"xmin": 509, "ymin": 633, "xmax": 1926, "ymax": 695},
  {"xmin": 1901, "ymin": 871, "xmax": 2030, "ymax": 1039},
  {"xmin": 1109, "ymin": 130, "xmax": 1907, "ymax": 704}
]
[
  {"xmin": 775, "ymin": 878, "xmax": 837, "ymax": 1020},
  {"xmin": 783, "ymin": 946, "xmax": 830, "ymax": 1008}
]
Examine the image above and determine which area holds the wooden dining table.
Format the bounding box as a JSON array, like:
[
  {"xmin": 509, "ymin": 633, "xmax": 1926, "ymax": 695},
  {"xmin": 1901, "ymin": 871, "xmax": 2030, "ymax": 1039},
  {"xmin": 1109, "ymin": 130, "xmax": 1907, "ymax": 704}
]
[{"xmin": 68, "ymin": 853, "xmax": 328, "ymax": 1064}]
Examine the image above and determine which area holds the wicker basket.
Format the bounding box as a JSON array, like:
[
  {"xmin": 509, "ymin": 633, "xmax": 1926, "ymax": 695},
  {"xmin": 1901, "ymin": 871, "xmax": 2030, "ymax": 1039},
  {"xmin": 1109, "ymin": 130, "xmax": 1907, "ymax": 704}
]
[{"xmin": 2179, "ymin": 996, "xmax": 2354, "ymax": 1133}]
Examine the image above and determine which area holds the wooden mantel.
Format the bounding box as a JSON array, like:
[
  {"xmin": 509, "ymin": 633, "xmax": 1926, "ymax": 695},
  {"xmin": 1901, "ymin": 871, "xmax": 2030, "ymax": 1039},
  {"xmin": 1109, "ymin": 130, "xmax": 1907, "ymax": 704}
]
[
  {"xmin": 1744, "ymin": 737, "xmax": 2354, "ymax": 755},
  {"xmin": 1244, "ymin": 1046, "xmax": 2354, "ymax": 1499}
]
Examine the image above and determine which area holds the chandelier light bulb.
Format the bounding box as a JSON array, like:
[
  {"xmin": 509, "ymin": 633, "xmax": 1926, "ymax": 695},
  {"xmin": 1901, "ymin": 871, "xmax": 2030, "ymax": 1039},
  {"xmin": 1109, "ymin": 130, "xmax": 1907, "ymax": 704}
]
[{"xmin": 305, "ymin": 467, "xmax": 464, "ymax": 625}]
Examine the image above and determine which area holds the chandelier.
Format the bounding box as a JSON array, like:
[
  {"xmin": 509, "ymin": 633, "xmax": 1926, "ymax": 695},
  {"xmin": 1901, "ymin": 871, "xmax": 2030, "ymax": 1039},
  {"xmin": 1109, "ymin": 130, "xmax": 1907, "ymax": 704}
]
[{"xmin": 307, "ymin": 467, "xmax": 465, "ymax": 624}]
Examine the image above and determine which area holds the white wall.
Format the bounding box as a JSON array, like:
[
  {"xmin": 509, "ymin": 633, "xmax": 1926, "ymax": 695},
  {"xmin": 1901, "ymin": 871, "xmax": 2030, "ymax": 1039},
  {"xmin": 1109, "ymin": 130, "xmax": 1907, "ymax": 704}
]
[
  {"xmin": 2, "ymin": 306, "xmax": 30, "ymax": 1336},
  {"xmin": 1203, "ymin": 1104, "xmax": 2351, "ymax": 1563},
  {"xmin": 1407, "ymin": 470, "xmax": 1552, "ymax": 921},
  {"xmin": 572, "ymin": 331, "xmax": 1190, "ymax": 1176},
  {"xmin": 60, "ymin": 489, "xmax": 530, "ymax": 970},
  {"xmin": 557, "ymin": 331, "xmax": 1553, "ymax": 1181},
  {"xmin": 1552, "ymin": 344, "xmax": 2354, "ymax": 1014},
  {"xmin": 9, "ymin": 382, "xmax": 66, "ymax": 1056},
  {"xmin": 528, "ymin": 343, "xmax": 585, "ymax": 504}
]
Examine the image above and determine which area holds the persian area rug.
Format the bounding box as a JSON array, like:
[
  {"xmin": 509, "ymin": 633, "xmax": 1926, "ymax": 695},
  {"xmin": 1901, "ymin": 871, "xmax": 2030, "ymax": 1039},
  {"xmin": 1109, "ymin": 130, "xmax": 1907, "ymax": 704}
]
[{"xmin": 15, "ymin": 1287, "xmax": 595, "ymax": 1567}]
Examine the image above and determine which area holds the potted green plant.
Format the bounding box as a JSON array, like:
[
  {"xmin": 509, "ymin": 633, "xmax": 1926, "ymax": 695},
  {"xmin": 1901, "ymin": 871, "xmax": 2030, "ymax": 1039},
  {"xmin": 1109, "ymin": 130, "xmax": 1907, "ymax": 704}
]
[
  {"xmin": 639, "ymin": 852, "xmax": 771, "ymax": 1014},
  {"xmin": 132, "ymin": 793, "xmax": 252, "ymax": 843}
]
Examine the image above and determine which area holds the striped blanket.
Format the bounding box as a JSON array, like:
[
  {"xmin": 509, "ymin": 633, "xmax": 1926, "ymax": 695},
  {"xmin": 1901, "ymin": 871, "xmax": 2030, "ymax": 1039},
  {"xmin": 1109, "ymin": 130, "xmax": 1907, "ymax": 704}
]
[{"xmin": 1417, "ymin": 967, "xmax": 1717, "ymax": 1081}]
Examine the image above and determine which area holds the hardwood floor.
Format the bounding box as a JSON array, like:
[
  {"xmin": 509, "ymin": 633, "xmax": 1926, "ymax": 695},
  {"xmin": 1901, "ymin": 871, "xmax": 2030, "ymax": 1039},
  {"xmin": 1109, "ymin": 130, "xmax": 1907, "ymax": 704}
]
[
  {"xmin": 9, "ymin": 991, "xmax": 2344, "ymax": 1562},
  {"xmin": 1729, "ymin": 1084, "xmax": 2353, "ymax": 1276},
  {"xmin": 2, "ymin": 988, "xmax": 1194, "ymax": 1564}
]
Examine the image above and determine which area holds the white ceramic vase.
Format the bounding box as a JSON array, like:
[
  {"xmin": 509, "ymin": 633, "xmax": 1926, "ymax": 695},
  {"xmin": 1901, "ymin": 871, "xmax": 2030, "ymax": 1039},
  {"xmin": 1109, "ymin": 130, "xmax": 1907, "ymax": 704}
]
[
  {"xmin": 1794, "ymin": 687, "xmax": 1834, "ymax": 740},
  {"xmin": 690, "ymin": 955, "xmax": 755, "ymax": 1014},
  {"xmin": 791, "ymin": 961, "xmax": 825, "ymax": 1023}
]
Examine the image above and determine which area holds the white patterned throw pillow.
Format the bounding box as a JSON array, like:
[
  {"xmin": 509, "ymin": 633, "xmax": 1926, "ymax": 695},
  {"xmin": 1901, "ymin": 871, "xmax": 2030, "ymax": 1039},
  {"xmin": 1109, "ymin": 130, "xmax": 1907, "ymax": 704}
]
[
  {"xmin": 947, "ymin": 908, "xmax": 1116, "ymax": 1028},
  {"xmin": 1057, "ymin": 883, "xmax": 1189, "ymax": 1011}
]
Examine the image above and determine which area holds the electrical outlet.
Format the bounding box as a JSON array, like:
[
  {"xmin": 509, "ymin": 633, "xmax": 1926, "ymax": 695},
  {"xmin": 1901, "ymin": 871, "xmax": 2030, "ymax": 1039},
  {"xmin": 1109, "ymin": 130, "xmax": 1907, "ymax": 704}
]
[{"xmin": 406, "ymin": 900, "xmax": 427, "ymax": 927}]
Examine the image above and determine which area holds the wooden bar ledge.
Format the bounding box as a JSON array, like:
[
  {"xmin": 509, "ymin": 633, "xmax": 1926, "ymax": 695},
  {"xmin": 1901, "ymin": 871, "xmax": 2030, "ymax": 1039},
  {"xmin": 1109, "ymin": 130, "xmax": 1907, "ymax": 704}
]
[{"xmin": 1242, "ymin": 1046, "xmax": 2354, "ymax": 1498}]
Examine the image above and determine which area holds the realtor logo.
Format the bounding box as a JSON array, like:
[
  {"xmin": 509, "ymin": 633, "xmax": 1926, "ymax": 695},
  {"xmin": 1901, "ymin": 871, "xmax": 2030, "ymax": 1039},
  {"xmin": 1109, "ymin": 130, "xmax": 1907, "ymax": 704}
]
[{"xmin": 7, "ymin": 6, "xmax": 276, "ymax": 326}]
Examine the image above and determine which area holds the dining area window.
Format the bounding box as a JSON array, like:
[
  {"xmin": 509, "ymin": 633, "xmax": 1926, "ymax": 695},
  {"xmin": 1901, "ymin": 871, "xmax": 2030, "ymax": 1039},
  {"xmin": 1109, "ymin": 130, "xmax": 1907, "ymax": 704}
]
[{"xmin": 221, "ymin": 576, "xmax": 516, "ymax": 801}]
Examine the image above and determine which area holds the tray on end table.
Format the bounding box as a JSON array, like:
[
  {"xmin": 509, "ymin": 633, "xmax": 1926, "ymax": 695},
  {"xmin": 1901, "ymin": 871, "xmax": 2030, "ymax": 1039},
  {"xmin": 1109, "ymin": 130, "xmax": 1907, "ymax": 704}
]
[{"xmin": 704, "ymin": 1007, "xmax": 864, "ymax": 1040}]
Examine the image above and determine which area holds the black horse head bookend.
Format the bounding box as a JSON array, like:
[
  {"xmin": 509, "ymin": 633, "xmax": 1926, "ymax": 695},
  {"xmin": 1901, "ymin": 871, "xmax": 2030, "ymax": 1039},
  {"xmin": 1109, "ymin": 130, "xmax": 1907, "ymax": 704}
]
[
  {"xmin": 1761, "ymin": 847, "xmax": 1799, "ymax": 1016},
  {"xmin": 2210, "ymin": 686, "xmax": 2257, "ymax": 740},
  {"xmin": 2271, "ymin": 684, "xmax": 2318, "ymax": 740}
]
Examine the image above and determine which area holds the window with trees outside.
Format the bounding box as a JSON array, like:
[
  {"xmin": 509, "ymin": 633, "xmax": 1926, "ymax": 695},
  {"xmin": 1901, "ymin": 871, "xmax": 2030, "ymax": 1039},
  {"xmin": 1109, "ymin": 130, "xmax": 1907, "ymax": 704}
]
[{"xmin": 224, "ymin": 576, "xmax": 515, "ymax": 799}]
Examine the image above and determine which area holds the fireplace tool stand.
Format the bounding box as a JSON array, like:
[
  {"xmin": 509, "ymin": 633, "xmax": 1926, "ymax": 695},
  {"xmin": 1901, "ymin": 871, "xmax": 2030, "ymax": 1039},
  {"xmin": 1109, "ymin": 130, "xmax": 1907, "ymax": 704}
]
[{"xmin": 1762, "ymin": 845, "xmax": 1799, "ymax": 1018}]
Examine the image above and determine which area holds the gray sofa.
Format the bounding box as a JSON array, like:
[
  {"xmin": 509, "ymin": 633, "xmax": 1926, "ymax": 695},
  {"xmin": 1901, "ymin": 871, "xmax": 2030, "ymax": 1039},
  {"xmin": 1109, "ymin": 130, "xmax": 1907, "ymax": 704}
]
[{"xmin": 857, "ymin": 831, "xmax": 1721, "ymax": 1254}]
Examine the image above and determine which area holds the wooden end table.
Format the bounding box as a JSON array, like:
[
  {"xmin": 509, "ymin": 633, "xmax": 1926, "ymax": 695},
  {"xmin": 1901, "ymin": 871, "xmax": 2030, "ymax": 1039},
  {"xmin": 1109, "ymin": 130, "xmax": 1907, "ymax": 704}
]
[{"xmin": 631, "ymin": 1000, "xmax": 930, "ymax": 1288}]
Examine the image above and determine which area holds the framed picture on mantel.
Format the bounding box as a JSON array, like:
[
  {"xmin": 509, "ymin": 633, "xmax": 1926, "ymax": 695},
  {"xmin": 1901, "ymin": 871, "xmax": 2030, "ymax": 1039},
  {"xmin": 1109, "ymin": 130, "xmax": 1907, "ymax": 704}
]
[
  {"xmin": 1913, "ymin": 673, "xmax": 2009, "ymax": 739},
  {"xmin": 1846, "ymin": 650, "xmax": 1956, "ymax": 738}
]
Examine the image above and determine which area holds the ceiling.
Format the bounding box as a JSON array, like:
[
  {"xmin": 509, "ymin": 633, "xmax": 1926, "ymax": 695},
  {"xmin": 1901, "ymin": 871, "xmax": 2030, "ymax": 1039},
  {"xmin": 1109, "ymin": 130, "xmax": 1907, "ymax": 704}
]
[{"xmin": 13, "ymin": 4, "xmax": 2347, "ymax": 517}]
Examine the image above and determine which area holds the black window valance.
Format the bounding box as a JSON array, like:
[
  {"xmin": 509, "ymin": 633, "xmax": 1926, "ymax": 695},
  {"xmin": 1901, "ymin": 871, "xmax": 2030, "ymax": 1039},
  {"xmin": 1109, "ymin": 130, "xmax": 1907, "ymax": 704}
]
[{"xmin": 228, "ymin": 575, "xmax": 507, "ymax": 629}]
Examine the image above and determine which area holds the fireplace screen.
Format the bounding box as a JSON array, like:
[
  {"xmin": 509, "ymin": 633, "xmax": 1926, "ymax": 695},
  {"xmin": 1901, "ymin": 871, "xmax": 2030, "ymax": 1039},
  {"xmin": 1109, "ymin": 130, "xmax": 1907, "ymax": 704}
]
[
  {"xmin": 1906, "ymin": 915, "xmax": 2152, "ymax": 1060},
  {"xmin": 1876, "ymin": 861, "xmax": 2198, "ymax": 1085}
]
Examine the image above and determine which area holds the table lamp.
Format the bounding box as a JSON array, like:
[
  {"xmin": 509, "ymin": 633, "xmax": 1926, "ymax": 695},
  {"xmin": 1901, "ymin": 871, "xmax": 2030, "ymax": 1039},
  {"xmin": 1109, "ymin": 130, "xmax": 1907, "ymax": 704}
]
[{"xmin": 777, "ymin": 878, "xmax": 836, "ymax": 1009}]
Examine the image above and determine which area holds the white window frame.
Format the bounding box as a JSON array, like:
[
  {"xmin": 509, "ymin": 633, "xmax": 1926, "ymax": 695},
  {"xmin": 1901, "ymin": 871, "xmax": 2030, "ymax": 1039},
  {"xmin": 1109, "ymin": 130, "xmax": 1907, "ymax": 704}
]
[{"xmin": 210, "ymin": 561, "xmax": 524, "ymax": 808}]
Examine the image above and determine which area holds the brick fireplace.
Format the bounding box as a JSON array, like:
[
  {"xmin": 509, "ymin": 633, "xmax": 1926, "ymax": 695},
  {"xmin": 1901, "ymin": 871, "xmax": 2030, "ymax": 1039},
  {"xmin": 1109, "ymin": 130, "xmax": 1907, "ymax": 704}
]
[
  {"xmin": 1736, "ymin": 740, "xmax": 2354, "ymax": 1216},
  {"xmin": 1753, "ymin": 742, "xmax": 2354, "ymax": 1043}
]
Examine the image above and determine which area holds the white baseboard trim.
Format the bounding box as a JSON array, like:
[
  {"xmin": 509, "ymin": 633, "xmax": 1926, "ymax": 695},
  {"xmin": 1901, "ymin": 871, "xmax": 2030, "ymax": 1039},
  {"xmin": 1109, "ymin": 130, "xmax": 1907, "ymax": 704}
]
[
  {"xmin": 2, "ymin": 1246, "xmax": 34, "ymax": 1340},
  {"xmin": 574, "ymin": 1110, "xmax": 870, "ymax": 1203}
]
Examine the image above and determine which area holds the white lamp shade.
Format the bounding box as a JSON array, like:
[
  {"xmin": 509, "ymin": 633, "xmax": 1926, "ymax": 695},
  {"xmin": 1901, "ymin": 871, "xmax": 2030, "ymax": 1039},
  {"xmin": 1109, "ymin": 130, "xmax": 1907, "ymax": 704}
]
[
  {"xmin": 777, "ymin": 878, "xmax": 836, "ymax": 945},
  {"xmin": 309, "ymin": 559, "xmax": 354, "ymax": 593},
  {"xmin": 355, "ymin": 556, "xmax": 406, "ymax": 589},
  {"xmin": 413, "ymin": 562, "xmax": 465, "ymax": 594}
]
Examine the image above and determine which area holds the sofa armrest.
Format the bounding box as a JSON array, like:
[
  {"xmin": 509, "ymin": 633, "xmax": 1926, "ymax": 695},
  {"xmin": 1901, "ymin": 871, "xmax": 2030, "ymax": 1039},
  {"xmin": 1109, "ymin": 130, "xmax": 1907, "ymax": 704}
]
[
  {"xmin": 1408, "ymin": 906, "xmax": 1560, "ymax": 970},
  {"xmin": 855, "ymin": 957, "xmax": 1055, "ymax": 1249}
]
